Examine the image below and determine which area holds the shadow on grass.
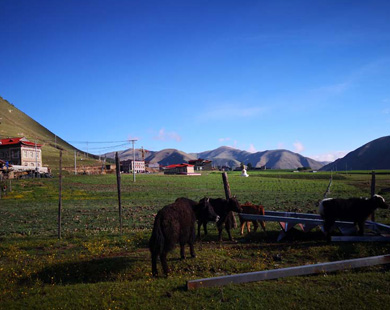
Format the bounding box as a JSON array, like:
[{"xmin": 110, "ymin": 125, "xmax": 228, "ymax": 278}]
[{"xmin": 27, "ymin": 256, "xmax": 137, "ymax": 285}]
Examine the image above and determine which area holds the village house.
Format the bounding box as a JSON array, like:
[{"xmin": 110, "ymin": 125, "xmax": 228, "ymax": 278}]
[
  {"xmin": 163, "ymin": 163, "xmax": 198, "ymax": 175},
  {"xmin": 188, "ymin": 158, "xmax": 213, "ymax": 171},
  {"xmin": 120, "ymin": 159, "xmax": 145, "ymax": 173},
  {"xmin": 0, "ymin": 137, "xmax": 43, "ymax": 169}
]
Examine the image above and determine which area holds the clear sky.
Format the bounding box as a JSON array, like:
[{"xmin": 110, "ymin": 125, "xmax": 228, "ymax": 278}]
[{"xmin": 1, "ymin": 0, "xmax": 389, "ymax": 161}]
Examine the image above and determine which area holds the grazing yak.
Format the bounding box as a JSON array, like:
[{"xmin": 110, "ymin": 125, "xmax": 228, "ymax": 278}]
[
  {"xmin": 197, "ymin": 197, "xmax": 243, "ymax": 241},
  {"xmin": 319, "ymin": 194, "xmax": 388, "ymax": 239},
  {"xmin": 238, "ymin": 202, "xmax": 266, "ymax": 235},
  {"xmin": 149, "ymin": 197, "xmax": 218, "ymax": 276}
]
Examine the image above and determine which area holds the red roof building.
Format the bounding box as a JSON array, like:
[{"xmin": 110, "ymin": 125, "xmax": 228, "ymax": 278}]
[
  {"xmin": 163, "ymin": 163, "xmax": 197, "ymax": 175},
  {"xmin": 0, "ymin": 137, "xmax": 43, "ymax": 168}
]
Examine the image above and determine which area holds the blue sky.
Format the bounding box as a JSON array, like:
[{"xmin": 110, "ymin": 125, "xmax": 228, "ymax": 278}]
[{"xmin": 1, "ymin": 0, "xmax": 389, "ymax": 161}]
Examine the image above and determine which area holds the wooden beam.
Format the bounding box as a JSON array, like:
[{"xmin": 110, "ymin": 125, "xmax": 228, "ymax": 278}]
[
  {"xmin": 367, "ymin": 221, "xmax": 390, "ymax": 234},
  {"xmin": 265, "ymin": 211, "xmax": 321, "ymax": 219},
  {"xmin": 187, "ymin": 254, "xmax": 390, "ymax": 290},
  {"xmin": 240, "ymin": 214, "xmax": 325, "ymax": 225},
  {"xmin": 241, "ymin": 214, "xmax": 380, "ymax": 230},
  {"xmin": 331, "ymin": 236, "xmax": 390, "ymax": 242}
]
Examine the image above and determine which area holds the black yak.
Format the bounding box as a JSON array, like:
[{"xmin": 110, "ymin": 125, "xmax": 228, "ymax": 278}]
[
  {"xmin": 238, "ymin": 202, "xmax": 266, "ymax": 235},
  {"xmin": 197, "ymin": 196, "xmax": 243, "ymax": 241},
  {"xmin": 319, "ymin": 194, "xmax": 388, "ymax": 238},
  {"xmin": 149, "ymin": 198, "xmax": 218, "ymax": 276}
]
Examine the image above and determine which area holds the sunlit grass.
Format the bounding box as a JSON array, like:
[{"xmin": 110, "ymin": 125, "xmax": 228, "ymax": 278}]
[{"xmin": 1, "ymin": 171, "xmax": 390, "ymax": 309}]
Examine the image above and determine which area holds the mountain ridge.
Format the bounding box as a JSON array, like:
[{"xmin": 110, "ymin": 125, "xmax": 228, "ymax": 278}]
[
  {"xmin": 107, "ymin": 145, "xmax": 325, "ymax": 170},
  {"xmin": 320, "ymin": 136, "xmax": 390, "ymax": 171}
]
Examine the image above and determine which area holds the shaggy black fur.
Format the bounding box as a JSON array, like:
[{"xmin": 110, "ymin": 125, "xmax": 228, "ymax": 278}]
[
  {"xmin": 198, "ymin": 197, "xmax": 243, "ymax": 241},
  {"xmin": 149, "ymin": 198, "xmax": 218, "ymax": 276}
]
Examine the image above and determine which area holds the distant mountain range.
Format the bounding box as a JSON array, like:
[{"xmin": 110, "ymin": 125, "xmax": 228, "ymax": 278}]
[
  {"xmin": 320, "ymin": 136, "xmax": 390, "ymax": 171},
  {"xmin": 192, "ymin": 146, "xmax": 325, "ymax": 170},
  {"xmin": 106, "ymin": 146, "xmax": 325, "ymax": 170},
  {"xmin": 105, "ymin": 148, "xmax": 196, "ymax": 167},
  {"xmin": 2, "ymin": 95, "xmax": 389, "ymax": 171},
  {"xmin": 106, "ymin": 136, "xmax": 390, "ymax": 171}
]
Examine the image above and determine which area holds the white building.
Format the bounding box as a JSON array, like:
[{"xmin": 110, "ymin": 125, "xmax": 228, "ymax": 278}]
[{"xmin": 120, "ymin": 159, "xmax": 145, "ymax": 173}]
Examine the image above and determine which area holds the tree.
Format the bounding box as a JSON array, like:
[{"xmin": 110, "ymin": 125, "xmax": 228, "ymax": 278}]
[{"xmin": 247, "ymin": 162, "xmax": 253, "ymax": 170}]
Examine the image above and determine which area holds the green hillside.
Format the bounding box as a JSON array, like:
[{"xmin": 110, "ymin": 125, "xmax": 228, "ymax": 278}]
[{"xmin": 0, "ymin": 96, "xmax": 101, "ymax": 172}]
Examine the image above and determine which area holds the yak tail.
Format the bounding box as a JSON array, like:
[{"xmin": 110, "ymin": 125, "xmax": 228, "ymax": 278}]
[{"xmin": 149, "ymin": 213, "xmax": 165, "ymax": 256}]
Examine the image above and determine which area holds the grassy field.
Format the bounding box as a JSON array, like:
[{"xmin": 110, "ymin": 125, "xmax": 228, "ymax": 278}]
[{"xmin": 1, "ymin": 171, "xmax": 390, "ymax": 309}]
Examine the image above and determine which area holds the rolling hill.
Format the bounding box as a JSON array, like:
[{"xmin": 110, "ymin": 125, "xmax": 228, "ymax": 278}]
[
  {"xmin": 0, "ymin": 96, "xmax": 99, "ymax": 170},
  {"xmin": 320, "ymin": 136, "xmax": 390, "ymax": 171}
]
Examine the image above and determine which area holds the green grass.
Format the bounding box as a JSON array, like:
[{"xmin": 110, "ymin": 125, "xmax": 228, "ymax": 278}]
[{"xmin": 1, "ymin": 171, "xmax": 390, "ymax": 309}]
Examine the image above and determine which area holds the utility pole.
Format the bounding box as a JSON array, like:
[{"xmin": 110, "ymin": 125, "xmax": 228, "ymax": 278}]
[
  {"xmin": 128, "ymin": 139, "xmax": 138, "ymax": 182},
  {"xmin": 35, "ymin": 140, "xmax": 38, "ymax": 177},
  {"xmin": 74, "ymin": 150, "xmax": 77, "ymax": 175},
  {"xmin": 58, "ymin": 151, "xmax": 63, "ymax": 239},
  {"xmin": 115, "ymin": 152, "xmax": 122, "ymax": 234}
]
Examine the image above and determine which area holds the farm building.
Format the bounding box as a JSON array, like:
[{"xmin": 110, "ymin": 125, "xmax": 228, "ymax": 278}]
[
  {"xmin": 120, "ymin": 159, "xmax": 145, "ymax": 173},
  {"xmin": 163, "ymin": 163, "xmax": 199, "ymax": 175},
  {"xmin": 0, "ymin": 137, "xmax": 43, "ymax": 169},
  {"xmin": 188, "ymin": 158, "xmax": 213, "ymax": 171}
]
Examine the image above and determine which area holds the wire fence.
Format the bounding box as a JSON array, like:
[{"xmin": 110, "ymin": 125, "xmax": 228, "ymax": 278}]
[{"xmin": 0, "ymin": 171, "xmax": 388, "ymax": 238}]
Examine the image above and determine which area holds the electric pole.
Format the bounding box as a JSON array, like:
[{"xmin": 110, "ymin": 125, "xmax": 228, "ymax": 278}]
[{"xmin": 128, "ymin": 139, "xmax": 138, "ymax": 182}]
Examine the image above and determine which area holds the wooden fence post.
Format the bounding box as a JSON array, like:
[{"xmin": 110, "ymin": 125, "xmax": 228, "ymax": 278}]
[
  {"xmin": 222, "ymin": 172, "xmax": 237, "ymax": 228},
  {"xmin": 222, "ymin": 172, "xmax": 231, "ymax": 199},
  {"xmin": 58, "ymin": 151, "xmax": 62, "ymax": 239},
  {"xmin": 371, "ymin": 171, "xmax": 376, "ymax": 221},
  {"xmin": 115, "ymin": 152, "xmax": 122, "ymax": 235}
]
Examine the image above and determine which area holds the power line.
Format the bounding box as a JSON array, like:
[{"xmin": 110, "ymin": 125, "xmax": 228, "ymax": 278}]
[
  {"xmin": 86, "ymin": 143, "xmax": 130, "ymax": 151},
  {"xmin": 68, "ymin": 140, "xmax": 129, "ymax": 144}
]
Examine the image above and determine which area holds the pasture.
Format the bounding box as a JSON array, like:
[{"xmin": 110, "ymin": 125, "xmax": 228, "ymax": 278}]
[{"xmin": 1, "ymin": 171, "xmax": 390, "ymax": 309}]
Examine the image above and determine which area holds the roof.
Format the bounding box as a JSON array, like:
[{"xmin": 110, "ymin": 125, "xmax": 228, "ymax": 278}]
[
  {"xmin": 188, "ymin": 159, "xmax": 212, "ymax": 164},
  {"xmin": 0, "ymin": 137, "xmax": 42, "ymax": 147},
  {"xmin": 163, "ymin": 163, "xmax": 194, "ymax": 169}
]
